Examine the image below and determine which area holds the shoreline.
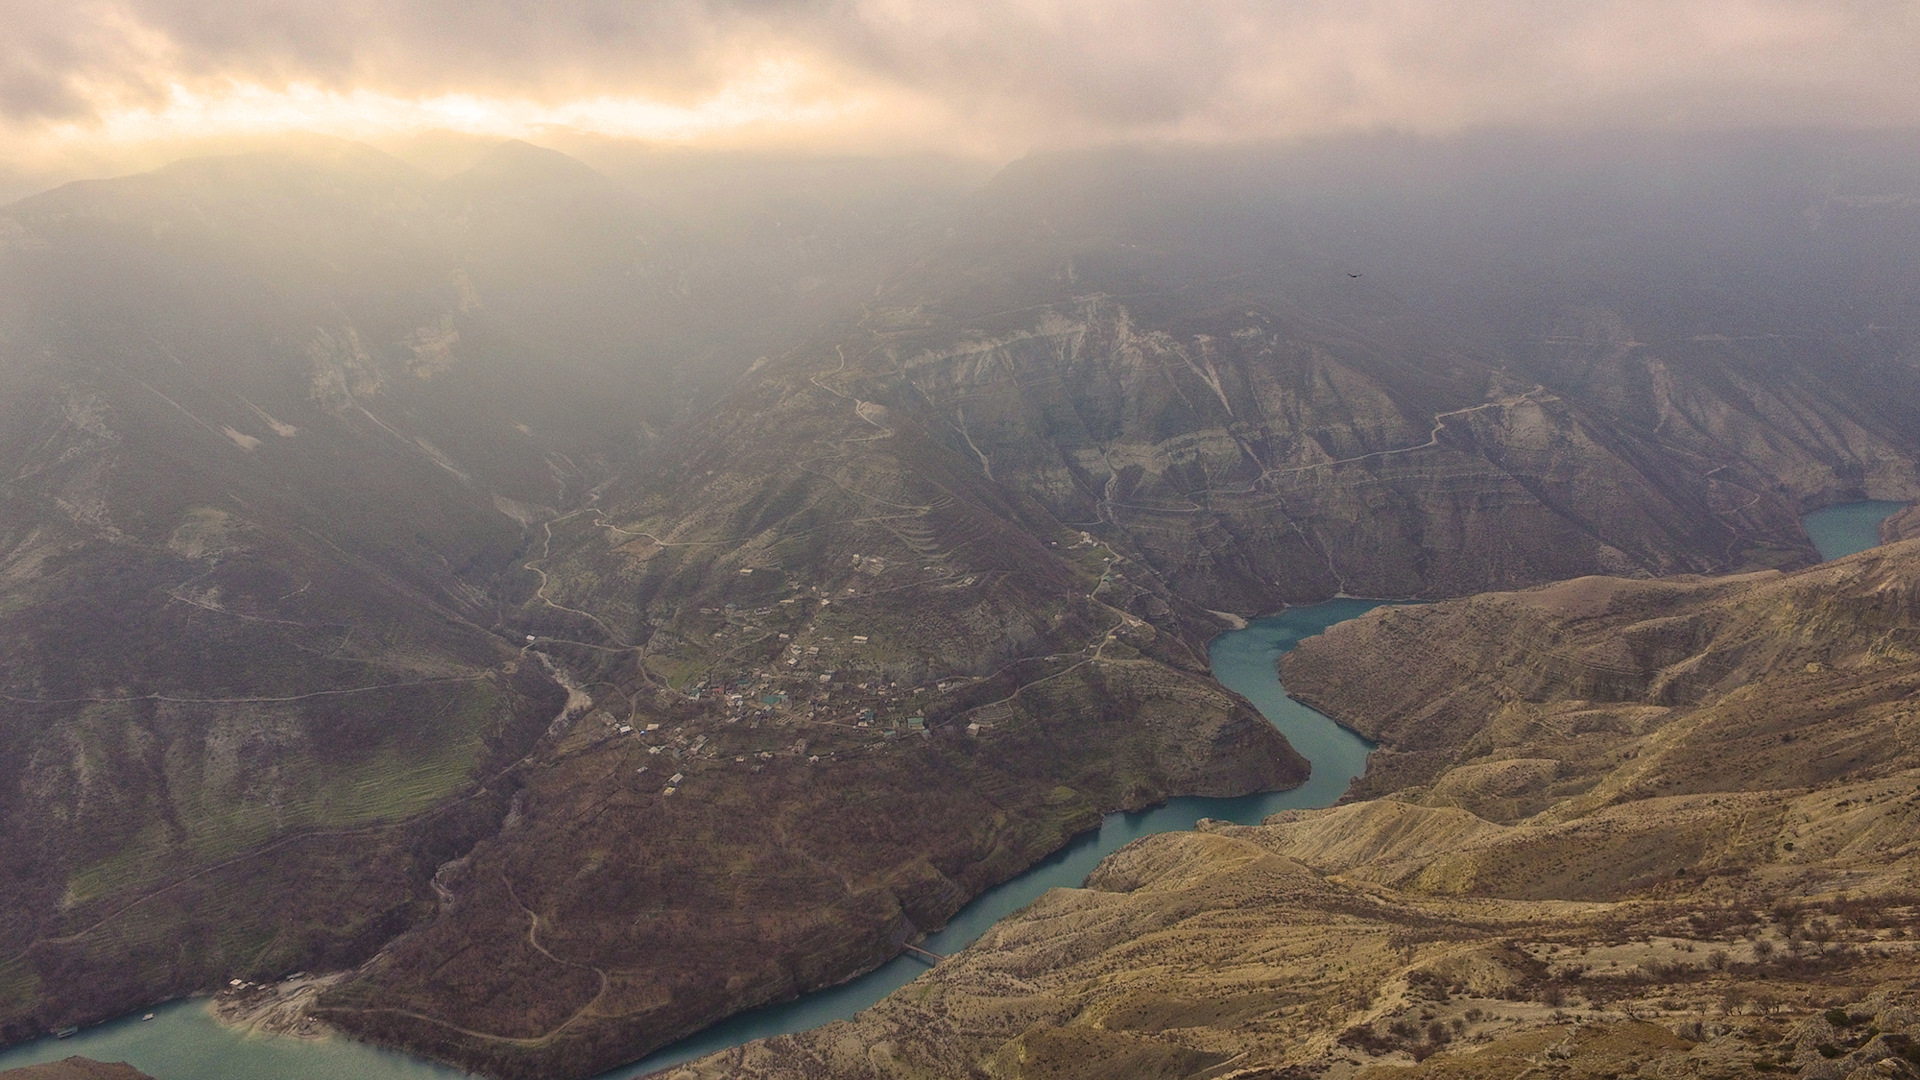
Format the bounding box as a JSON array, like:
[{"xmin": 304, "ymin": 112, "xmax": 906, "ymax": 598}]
[{"xmin": 206, "ymin": 973, "xmax": 344, "ymax": 1041}]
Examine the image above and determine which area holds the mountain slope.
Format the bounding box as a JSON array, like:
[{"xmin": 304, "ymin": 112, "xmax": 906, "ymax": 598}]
[
  {"xmin": 7, "ymin": 132, "xmax": 1920, "ymax": 1078},
  {"xmin": 310, "ymin": 291, "xmax": 1307, "ymax": 1079},
  {"xmin": 0, "ymin": 139, "xmax": 973, "ymax": 1047},
  {"xmin": 311, "ymin": 132, "xmax": 1920, "ymax": 1077},
  {"xmin": 809, "ymin": 134, "xmax": 1920, "ymax": 609},
  {"xmin": 669, "ymin": 538, "xmax": 1920, "ymax": 1079},
  {"xmin": 0, "ymin": 144, "xmax": 574, "ymax": 1040}
]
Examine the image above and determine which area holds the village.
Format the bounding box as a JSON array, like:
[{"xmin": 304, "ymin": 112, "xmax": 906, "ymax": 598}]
[
  {"xmin": 581, "ymin": 585, "xmax": 998, "ymax": 799},
  {"xmin": 535, "ymin": 531, "xmax": 1143, "ymax": 806},
  {"xmin": 589, "ymin": 661, "xmax": 960, "ymax": 800}
]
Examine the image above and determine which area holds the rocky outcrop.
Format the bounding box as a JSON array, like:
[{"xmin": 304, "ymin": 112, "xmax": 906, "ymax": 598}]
[{"xmin": 1884, "ymin": 503, "xmax": 1920, "ymax": 544}]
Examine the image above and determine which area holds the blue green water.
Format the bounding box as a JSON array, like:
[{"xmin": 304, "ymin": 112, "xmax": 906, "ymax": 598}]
[
  {"xmin": 0, "ymin": 998, "xmax": 465, "ymax": 1078},
  {"xmin": 1802, "ymin": 500, "xmax": 1908, "ymax": 562},
  {"xmin": 0, "ymin": 601, "xmax": 1380, "ymax": 1080},
  {"xmin": 607, "ymin": 598, "xmax": 1383, "ymax": 1076},
  {"xmin": 13, "ymin": 500, "xmax": 1902, "ymax": 1080}
]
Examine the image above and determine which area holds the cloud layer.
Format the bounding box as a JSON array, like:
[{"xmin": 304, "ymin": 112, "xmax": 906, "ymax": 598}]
[{"xmin": 4, "ymin": 0, "xmax": 1920, "ymax": 175}]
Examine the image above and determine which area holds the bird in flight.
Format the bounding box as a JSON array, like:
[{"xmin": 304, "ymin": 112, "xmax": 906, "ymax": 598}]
[{"xmin": 1347, "ymin": 272, "xmax": 1363, "ymax": 278}]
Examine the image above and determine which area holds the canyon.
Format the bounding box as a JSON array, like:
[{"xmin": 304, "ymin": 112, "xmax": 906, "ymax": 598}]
[
  {"xmin": 667, "ymin": 534, "xmax": 1920, "ymax": 1079},
  {"xmin": 2, "ymin": 132, "xmax": 1919, "ymax": 1078}
]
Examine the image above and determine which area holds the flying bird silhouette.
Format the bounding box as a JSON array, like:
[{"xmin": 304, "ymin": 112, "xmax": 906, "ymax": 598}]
[{"xmin": 1347, "ymin": 272, "xmax": 1363, "ymax": 278}]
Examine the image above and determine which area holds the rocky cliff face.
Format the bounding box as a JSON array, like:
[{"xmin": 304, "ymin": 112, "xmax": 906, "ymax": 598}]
[
  {"xmin": 851, "ymin": 294, "xmax": 1920, "ymax": 610},
  {"xmin": 669, "ymin": 540, "xmax": 1920, "ymax": 1079},
  {"xmin": 836, "ymin": 136, "xmax": 1920, "ymax": 609},
  {"xmin": 1284, "ymin": 544, "xmax": 1920, "ymax": 806}
]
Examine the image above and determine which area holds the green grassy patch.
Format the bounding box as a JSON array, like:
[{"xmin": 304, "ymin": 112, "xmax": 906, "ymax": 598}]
[
  {"xmin": 63, "ymin": 819, "xmax": 180, "ymax": 908},
  {"xmin": 0, "ymin": 958, "xmax": 42, "ymax": 1015}
]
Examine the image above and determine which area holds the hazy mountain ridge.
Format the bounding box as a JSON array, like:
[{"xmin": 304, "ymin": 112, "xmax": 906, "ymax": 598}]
[
  {"xmin": 837, "ymin": 136, "xmax": 1920, "ymax": 609},
  {"xmin": 0, "ymin": 140, "xmax": 975, "ymax": 1046},
  {"xmin": 0, "ymin": 142, "xmax": 565, "ymax": 1036},
  {"xmin": 671, "ymin": 539, "xmax": 1920, "ymax": 1079}
]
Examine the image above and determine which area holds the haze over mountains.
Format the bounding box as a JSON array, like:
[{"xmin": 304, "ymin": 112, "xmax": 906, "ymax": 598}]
[
  {"xmin": 2, "ymin": 129, "xmax": 1920, "ymax": 1077},
  {"xmin": 0, "ymin": 136, "xmax": 973, "ymax": 1057}
]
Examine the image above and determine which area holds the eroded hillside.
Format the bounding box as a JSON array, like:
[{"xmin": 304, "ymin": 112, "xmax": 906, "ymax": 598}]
[{"xmin": 825, "ymin": 136, "xmax": 1920, "ymax": 609}]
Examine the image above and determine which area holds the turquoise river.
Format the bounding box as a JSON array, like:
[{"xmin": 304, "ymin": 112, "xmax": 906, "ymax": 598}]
[{"xmin": 0, "ymin": 502, "xmax": 1903, "ymax": 1078}]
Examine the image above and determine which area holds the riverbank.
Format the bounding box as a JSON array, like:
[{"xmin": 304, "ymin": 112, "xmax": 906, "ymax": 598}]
[
  {"xmin": 607, "ymin": 599, "xmax": 1384, "ymax": 1077},
  {"xmin": 206, "ymin": 975, "xmax": 344, "ymax": 1041},
  {"xmin": 5, "ymin": 500, "xmax": 1906, "ymax": 1080}
]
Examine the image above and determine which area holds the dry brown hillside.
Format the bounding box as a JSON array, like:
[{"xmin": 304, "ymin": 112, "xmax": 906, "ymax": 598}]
[
  {"xmin": 1884, "ymin": 505, "xmax": 1920, "ymax": 544},
  {"xmin": 0, "ymin": 1059, "xmax": 154, "ymax": 1080},
  {"xmin": 660, "ymin": 539, "xmax": 1920, "ymax": 1080}
]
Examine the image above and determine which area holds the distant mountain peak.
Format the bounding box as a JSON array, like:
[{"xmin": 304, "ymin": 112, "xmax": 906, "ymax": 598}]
[{"xmin": 447, "ymin": 139, "xmax": 612, "ymax": 194}]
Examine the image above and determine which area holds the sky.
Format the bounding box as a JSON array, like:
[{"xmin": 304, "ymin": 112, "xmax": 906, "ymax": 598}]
[{"xmin": 4, "ymin": 0, "xmax": 1920, "ymax": 196}]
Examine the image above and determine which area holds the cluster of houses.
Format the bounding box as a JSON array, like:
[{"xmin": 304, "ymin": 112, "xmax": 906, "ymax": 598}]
[{"xmin": 613, "ymin": 581, "xmax": 1029, "ymax": 801}]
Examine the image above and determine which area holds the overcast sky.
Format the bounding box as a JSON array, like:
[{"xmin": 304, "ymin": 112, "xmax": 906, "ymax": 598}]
[{"xmin": 4, "ymin": 0, "xmax": 1920, "ymax": 194}]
